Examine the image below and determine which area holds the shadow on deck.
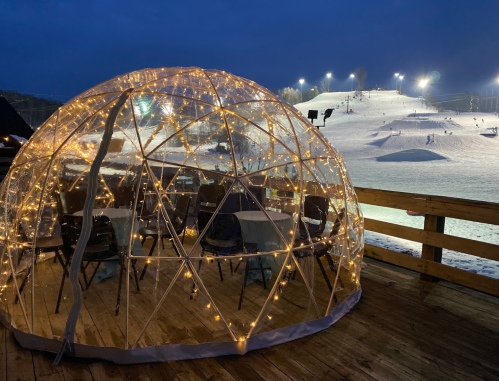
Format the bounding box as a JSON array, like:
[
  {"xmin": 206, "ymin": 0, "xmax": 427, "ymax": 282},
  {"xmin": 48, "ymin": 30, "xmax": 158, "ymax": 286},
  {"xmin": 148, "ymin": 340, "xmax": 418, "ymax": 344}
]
[{"xmin": 2, "ymin": 257, "xmax": 498, "ymax": 381}]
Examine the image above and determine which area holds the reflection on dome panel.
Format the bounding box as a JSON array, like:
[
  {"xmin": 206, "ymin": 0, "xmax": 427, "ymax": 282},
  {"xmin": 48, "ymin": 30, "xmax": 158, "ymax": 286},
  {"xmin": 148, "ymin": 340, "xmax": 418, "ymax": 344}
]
[{"xmin": 0, "ymin": 67, "xmax": 363, "ymax": 363}]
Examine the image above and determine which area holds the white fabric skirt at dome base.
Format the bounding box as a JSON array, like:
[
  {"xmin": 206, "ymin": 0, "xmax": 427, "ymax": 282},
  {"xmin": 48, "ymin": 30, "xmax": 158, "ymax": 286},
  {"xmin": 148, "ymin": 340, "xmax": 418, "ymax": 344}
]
[{"xmin": 0, "ymin": 289, "xmax": 361, "ymax": 364}]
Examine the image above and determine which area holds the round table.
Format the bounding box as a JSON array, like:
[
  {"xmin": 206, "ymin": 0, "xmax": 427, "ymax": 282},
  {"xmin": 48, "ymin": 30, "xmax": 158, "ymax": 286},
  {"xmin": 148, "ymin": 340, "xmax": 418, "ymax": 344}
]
[
  {"xmin": 234, "ymin": 210, "xmax": 293, "ymax": 282},
  {"xmin": 73, "ymin": 208, "xmax": 143, "ymax": 256},
  {"xmin": 234, "ymin": 210, "xmax": 293, "ymax": 253}
]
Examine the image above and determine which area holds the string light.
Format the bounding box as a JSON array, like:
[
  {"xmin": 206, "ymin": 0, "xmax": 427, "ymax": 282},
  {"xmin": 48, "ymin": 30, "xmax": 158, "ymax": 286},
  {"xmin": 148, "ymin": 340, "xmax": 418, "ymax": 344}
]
[{"xmin": 0, "ymin": 67, "xmax": 362, "ymax": 354}]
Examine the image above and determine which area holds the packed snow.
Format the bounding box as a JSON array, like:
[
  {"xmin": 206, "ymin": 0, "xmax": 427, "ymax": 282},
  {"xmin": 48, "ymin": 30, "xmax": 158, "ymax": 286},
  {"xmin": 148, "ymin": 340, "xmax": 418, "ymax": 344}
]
[{"xmin": 295, "ymin": 90, "xmax": 499, "ymax": 279}]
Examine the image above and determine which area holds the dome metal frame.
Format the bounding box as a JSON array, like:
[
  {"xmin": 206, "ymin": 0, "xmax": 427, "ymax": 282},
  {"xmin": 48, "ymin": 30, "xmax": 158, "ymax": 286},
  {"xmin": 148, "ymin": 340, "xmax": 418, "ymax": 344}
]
[{"xmin": 0, "ymin": 67, "xmax": 364, "ymax": 363}]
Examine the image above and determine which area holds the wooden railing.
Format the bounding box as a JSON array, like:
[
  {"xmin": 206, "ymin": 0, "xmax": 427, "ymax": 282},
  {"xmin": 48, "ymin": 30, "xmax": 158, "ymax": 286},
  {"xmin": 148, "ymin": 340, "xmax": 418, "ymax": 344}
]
[{"xmin": 355, "ymin": 187, "xmax": 499, "ymax": 296}]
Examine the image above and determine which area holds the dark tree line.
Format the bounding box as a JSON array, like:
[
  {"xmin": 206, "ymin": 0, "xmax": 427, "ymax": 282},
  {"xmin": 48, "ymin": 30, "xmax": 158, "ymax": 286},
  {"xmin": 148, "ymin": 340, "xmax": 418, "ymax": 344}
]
[{"xmin": 0, "ymin": 89, "xmax": 63, "ymax": 128}]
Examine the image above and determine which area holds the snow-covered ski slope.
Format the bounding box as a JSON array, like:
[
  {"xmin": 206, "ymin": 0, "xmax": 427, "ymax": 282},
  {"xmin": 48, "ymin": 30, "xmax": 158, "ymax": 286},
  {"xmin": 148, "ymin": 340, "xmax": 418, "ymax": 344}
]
[{"xmin": 295, "ymin": 90, "xmax": 499, "ymax": 278}]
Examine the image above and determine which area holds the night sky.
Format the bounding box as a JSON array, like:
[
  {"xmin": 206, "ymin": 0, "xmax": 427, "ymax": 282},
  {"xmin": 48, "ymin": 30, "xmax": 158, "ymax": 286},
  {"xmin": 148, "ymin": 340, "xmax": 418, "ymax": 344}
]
[{"xmin": 1, "ymin": 0, "xmax": 498, "ymax": 102}]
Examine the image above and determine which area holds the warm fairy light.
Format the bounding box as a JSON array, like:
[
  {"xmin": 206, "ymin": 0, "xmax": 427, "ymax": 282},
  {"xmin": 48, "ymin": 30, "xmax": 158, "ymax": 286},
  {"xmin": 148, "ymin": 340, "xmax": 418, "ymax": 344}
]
[{"xmin": 0, "ymin": 67, "xmax": 363, "ymax": 354}]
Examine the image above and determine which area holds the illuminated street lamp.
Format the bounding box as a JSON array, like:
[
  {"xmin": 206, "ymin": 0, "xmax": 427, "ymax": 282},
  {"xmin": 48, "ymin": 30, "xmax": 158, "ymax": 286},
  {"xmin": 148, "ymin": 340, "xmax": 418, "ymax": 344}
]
[
  {"xmin": 398, "ymin": 75, "xmax": 404, "ymax": 94},
  {"xmin": 394, "ymin": 73, "xmax": 400, "ymax": 91},
  {"xmin": 350, "ymin": 74, "xmax": 355, "ymax": 91},
  {"xmin": 299, "ymin": 78, "xmax": 305, "ymax": 101},
  {"xmin": 419, "ymin": 79, "xmax": 429, "ymax": 97},
  {"xmin": 326, "ymin": 73, "xmax": 332, "ymax": 92}
]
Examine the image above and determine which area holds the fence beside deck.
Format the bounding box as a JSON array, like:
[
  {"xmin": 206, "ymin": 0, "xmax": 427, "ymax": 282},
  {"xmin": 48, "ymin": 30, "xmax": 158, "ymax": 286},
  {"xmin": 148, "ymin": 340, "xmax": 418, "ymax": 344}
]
[{"xmin": 355, "ymin": 187, "xmax": 499, "ymax": 296}]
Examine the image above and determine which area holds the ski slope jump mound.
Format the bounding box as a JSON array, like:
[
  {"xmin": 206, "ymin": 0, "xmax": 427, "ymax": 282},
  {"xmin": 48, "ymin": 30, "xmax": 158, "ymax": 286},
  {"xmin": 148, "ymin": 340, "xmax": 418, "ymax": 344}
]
[{"xmin": 376, "ymin": 149, "xmax": 447, "ymax": 162}]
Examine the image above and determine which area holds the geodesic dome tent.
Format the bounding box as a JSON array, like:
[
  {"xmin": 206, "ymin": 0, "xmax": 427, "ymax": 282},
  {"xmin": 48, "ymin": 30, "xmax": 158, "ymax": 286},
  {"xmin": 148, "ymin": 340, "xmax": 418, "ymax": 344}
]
[{"xmin": 0, "ymin": 67, "xmax": 363, "ymax": 363}]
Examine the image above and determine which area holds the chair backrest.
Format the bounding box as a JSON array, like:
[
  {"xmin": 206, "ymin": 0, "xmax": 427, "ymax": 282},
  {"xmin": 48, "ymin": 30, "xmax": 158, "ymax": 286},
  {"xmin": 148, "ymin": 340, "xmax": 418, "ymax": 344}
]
[
  {"xmin": 303, "ymin": 195, "xmax": 329, "ymax": 238},
  {"xmin": 248, "ymin": 186, "xmax": 266, "ymax": 211},
  {"xmin": 330, "ymin": 208, "xmax": 345, "ymax": 238},
  {"xmin": 59, "ymin": 190, "xmax": 87, "ymax": 215},
  {"xmin": 198, "ymin": 211, "xmax": 243, "ymax": 254},
  {"xmin": 112, "ymin": 186, "xmax": 134, "ymax": 208},
  {"xmin": 196, "ymin": 184, "xmax": 225, "ymax": 207},
  {"xmin": 216, "ymin": 192, "xmax": 250, "ymax": 214},
  {"xmin": 171, "ymin": 195, "xmax": 191, "ymax": 234},
  {"xmin": 60, "ymin": 214, "xmax": 118, "ymax": 256}
]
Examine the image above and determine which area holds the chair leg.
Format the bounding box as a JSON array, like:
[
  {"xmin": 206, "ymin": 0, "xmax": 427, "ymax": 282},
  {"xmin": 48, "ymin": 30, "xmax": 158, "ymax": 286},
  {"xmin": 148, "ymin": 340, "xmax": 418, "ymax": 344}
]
[
  {"xmin": 258, "ymin": 257, "xmax": 267, "ymax": 290},
  {"xmin": 115, "ymin": 262, "xmax": 125, "ymax": 316},
  {"xmin": 233, "ymin": 259, "xmax": 243, "ymax": 273},
  {"xmin": 140, "ymin": 236, "xmax": 158, "ymax": 280},
  {"xmin": 315, "ymin": 256, "xmax": 332, "ymax": 292},
  {"xmin": 15, "ymin": 263, "xmax": 33, "ymax": 304},
  {"xmin": 55, "ymin": 257, "xmax": 71, "ymax": 314},
  {"xmin": 217, "ymin": 258, "xmax": 223, "ymax": 282},
  {"xmin": 80, "ymin": 262, "xmax": 89, "ymax": 288},
  {"xmin": 54, "ymin": 249, "xmax": 65, "ymax": 267},
  {"xmin": 238, "ymin": 260, "xmax": 250, "ymax": 310},
  {"xmin": 181, "ymin": 225, "xmax": 187, "ymax": 245},
  {"xmin": 229, "ymin": 259, "xmax": 233, "ymax": 275},
  {"xmin": 131, "ymin": 260, "xmax": 140, "ymax": 292},
  {"xmin": 324, "ymin": 251, "xmax": 335, "ymax": 270},
  {"xmin": 170, "ymin": 238, "xmax": 181, "ymax": 257},
  {"xmin": 190, "ymin": 251, "xmax": 203, "ymax": 300},
  {"xmin": 86, "ymin": 261, "xmax": 102, "ymax": 289},
  {"xmin": 197, "ymin": 250, "xmax": 204, "ymax": 273}
]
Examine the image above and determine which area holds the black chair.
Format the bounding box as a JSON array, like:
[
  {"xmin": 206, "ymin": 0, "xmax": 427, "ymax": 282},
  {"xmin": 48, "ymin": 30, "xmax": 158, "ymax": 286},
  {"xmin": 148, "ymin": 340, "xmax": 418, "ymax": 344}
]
[
  {"xmin": 58, "ymin": 190, "xmax": 87, "ymax": 215},
  {"xmin": 15, "ymin": 234, "xmax": 65, "ymax": 304},
  {"xmin": 136, "ymin": 186, "xmax": 157, "ymax": 223},
  {"xmin": 138, "ymin": 195, "xmax": 191, "ymax": 279},
  {"xmin": 112, "ymin": 186, "xmax": 134, "ymax": 209},
  {"xmin": 195, "ymin": 184, "xmax": 225, "ymax": 214},
  {"xmin": 294, "ymin": 207, "xmax": 345, "ymax": 292},
  {"xmin": 197, "ymin": 211, "xmax": 262, "ymax": 310},
  {"xmin": 57, "ymin": 214, "xmax": 140, "ymax": 315},
  {"xmin": 216, "ymin": 192, "xmax": 250, "ymax": 213},
  {"xmin": 248, "ymin": 186, "xmax": 266, "ymax": 211},
  {"xmin": 302, "ymin": 195, "xmax": 329, "ymax": 239},
  {"xmin": 198, "ymin": 210, "xmax": 258, "ymax": 280}
]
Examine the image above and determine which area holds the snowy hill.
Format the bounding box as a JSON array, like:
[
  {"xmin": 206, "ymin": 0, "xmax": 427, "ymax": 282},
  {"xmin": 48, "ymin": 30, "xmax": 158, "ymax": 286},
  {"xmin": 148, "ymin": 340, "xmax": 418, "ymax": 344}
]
[
  {"xmin": 294, "ymin": 90, "xmax": 499, "ymax": 279},
  {"xmin": 294, "ymin": 90, "xmax": 499, "ymax": 194}
]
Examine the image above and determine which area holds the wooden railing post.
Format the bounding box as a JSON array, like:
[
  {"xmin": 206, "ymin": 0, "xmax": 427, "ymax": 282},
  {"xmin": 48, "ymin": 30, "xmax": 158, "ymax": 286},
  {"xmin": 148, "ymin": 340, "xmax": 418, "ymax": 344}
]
[{"xmin": 421, "ymin": 214, "xmax": 445, "ymax": 281}]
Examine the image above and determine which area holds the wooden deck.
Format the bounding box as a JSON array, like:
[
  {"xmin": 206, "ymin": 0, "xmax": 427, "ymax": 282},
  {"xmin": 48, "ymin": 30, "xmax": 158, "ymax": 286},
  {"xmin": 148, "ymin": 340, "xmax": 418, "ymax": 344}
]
[{"xmin": 2, "ymin": 257, "xmax": 499, "ymax": 381}]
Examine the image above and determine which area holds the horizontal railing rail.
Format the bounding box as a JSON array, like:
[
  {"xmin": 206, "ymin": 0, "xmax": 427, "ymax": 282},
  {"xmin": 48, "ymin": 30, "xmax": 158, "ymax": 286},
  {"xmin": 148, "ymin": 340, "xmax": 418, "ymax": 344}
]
[{"xmin": 355, "ymin": 187, "xmax": 499, "ymax": 296}]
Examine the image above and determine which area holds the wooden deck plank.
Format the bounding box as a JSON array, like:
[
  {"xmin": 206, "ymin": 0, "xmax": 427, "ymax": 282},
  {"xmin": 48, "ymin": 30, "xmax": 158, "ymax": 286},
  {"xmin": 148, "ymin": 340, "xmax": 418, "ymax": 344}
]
[
  {"xmin": 1, "ymin": 257, "xmax": 499, "ymax": 381},
  {"xmin": 5, "ymin": 330, "xmax": 35, "ymax": 381},
  {"xmin": 0, "ymin": 327, "xmax": 6, "ymax": 381}
]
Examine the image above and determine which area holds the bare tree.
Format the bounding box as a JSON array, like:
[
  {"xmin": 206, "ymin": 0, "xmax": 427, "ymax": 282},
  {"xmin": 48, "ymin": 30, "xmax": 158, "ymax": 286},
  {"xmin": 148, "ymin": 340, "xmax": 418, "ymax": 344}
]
[{"xmin": 355, "ymin": 67, "xmax": 367, "ymax": 91}]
